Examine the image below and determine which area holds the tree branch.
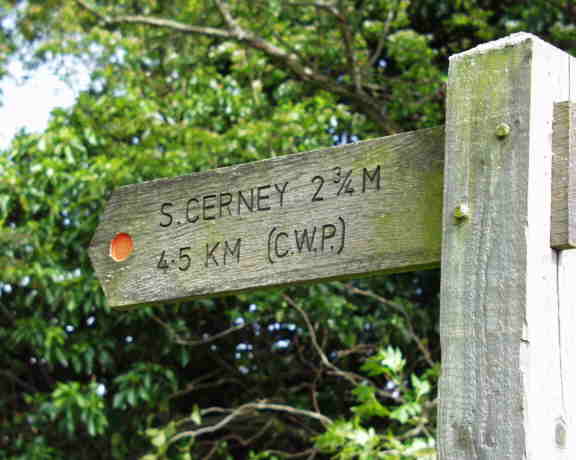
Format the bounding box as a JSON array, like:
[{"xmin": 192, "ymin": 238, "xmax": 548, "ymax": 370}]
[
  {"xmin": 213, "ymin": 0, "xmax": 245, "ymax": 37},
  {"xmin": 367, "ymin": 6, "xmax": 397, "ymax": 69},
  {"xmin": 284, "ymin": 293, "xmax": 406, "ymax": 403},
  {"xmin": 76, "ymin": 0, "xmax": 233, "ymax": 39},
  {"xmin": 248, "ymin": 402, "xmax": 332, "ymax": 426},
  {"xmin": 151, "ymin": 314, "xmax": 251, "ymax": 347},
  {"xmin": 344, "ymin": 284, "xmax": 435, "ymax": 367},
  {"xmin": 74, "ymin": 0, "xmax": 396, "ymax": 133},
  {"xmin": 199, "ymin": 418, "xmax": 274, "ymax": 452},
  {"xmin": 283, "ymin": 294, "xmax": 359, "ymax": 387},
  {"xmin": 265, "ymin": 447, "xmax": 319, "ymax": 458},
  {"xmin": 287, "ymin": 2, "xmax": 340, "ymax": 17},
  {"xmin": 171, "ymin": 401, "xmax": 332, "ymax": 443},
  {"xmin": 0, "ymin": 369, "xmax": 38, "ymax": 394},
  {"xmin": 75, "ymin": 0, "xmax": 111, "ymax": 23},
  {"xmin": 336, "ymin": 1, "xmax": 363, "ymax": 94},
  {"xmin": 169, "ymin": 372, "xmax": 241, "ymax": 400}
]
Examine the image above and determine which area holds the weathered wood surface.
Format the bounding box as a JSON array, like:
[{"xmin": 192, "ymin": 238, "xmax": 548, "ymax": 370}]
[
  {"xmin": 557, "ymin": 250, "xmax": 576, "ymax": 456},
  {"xmin": 439, "ymin": 32, "xmax": 576, "ymax": 460},
  {"xmin": 89, "ymin": 127, "xmax": 445, "ymax": 308},
  {"xmin": 552, "ymin": 101, "xmax": 576, "ymax": 248}
]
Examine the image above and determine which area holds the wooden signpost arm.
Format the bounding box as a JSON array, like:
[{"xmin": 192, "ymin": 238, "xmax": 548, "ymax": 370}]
[
  {"xmin": 439, "ymin": 33, "xmax": 576, "ymax": 459},
  {"xmin": 89, "ymin": 128, "xmax": 446, "ymax": 308}
]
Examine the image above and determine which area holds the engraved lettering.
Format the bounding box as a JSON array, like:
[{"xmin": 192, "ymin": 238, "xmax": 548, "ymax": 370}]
[
  {"xmin": 205, "ymin": 241, "xmax": 220, "ymax": 267},
  {"xmin": 267, "ymin": 227, "xmax": 277, "ymax": 264},
  {"xmin": 321, "ymin": 223, "xmax": 336, "ymax": 251},
  {"xmin": 274, "ymin": 182, "xmax": 289, "ymax": 208},
  {"xmin": 267, "ymin": 217, "xmax": 347, "ymax": 264},
  {"xmin": 160, "ymin": 202, "xmax": 174, "ymax": 227},
  {"xmin": 161, "ymin": 182, "xmax": 290, "ymax": 226},
  {"xmin": 219, "ymin": 192, "xmax": 233, "ymax": 218},
  {"xmin": 157, "ymin": 250, "xmax": 169, "ymax": 270},
  {"xmin": 311, "ymin": 175, "xmax": 324, "ymax": 202},
  {"xmin": 204, "ymin": 238, "xmax": 242, "ymax": 268},
  {"xmin": 203, "ymin": 194, "xmax": 217, "ymax": 220},
  {"xmin": 294, "ymin": 227, "xmax": 317, "ymax": 253},
  {"xmin": 274, "ymin": 232, "xmax": 290, "ymax": 259},
  {"xmin": 224, "ymin": 238, "xmax": 242, "ymax": 265},
  {"xmin": 257, "ymin": 185, "xmax": 271, "ymax": 211},
  {"xmin": 362, "ymin": 165, "xmax": 381, "ymax": 192},
  {"xmin": 179, "ymin": 247, "xmax": 192, "ymax": 271},
  {"xmin": 186, "ymin": 198, "xmax": 199, "ymax": 223},
  {"xmin": 238, "ymin": 189, "xmax": 254, "ymax": 214},
  {"xmin": 332, "ymin": 166, "xmax": 342, "ymax": 183},
  {"xmin": 336, "ymin": 169, "xmax": 354, "ymax": 196},
  {"xmin": 337, "ymin": 216, "xmax": 346, "ymax": 254}
]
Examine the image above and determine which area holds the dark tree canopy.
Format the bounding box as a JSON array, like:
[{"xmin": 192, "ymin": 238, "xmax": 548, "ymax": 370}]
[{"xmin": 1, "ymin": 1, "xmax": 575, "ymax": 458}]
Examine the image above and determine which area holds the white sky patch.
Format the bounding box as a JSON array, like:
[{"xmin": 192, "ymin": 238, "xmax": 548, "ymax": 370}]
[
  {"xmin": 0, "ymin": 60, "xmax": 89, "ymax": 148},
  {"xmin": 96, "ymin": 383, "xmax": 107, "ymax": 396}
]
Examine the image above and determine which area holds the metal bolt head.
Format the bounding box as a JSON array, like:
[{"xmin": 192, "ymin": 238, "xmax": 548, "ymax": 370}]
[
  {"xmin": 454, "ymin": 203, "xmax": 470, "ymax": 221},
  {"xmin": 495, "ymin": 122, "xmax": 511, "ymax": 139},
  {"xmin": 556, "ymin": 420, "xmax": 567, "ymax": 448}
]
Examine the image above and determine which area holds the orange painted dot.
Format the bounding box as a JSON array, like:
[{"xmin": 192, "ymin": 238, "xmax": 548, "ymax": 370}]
[{"xmin": 110, "ymin": 233, "xmax": 134, "ymax": 262}]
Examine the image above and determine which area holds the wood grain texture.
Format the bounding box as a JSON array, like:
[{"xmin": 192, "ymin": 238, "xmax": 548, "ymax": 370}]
[
  {"xmin": 89, "ymin": 127, "xmax": 444, "ymax": 308},
  {"xmin": 552, "ymin": 101, "xmax": 576, "ymax": 248},
  {"xmin": 439, "ymin": 32, "xmax": 575, "ymax": 460},
  {"xmin": 557, "ymin": 250, "xmax": 576, "ymax": 458}
]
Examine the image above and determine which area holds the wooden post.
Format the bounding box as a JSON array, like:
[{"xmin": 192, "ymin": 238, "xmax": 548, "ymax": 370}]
[{"xmin": 439, "ymin": 33, "xmax": 576, "ymax": 459}]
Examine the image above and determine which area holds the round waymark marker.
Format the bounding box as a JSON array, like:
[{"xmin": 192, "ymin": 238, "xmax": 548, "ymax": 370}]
[{"xmin": 110, "ymin": 233, "xmax": 134, "ymax": 262}]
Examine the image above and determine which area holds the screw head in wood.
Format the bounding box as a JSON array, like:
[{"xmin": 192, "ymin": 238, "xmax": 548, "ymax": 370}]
[
  {"xmin": 454, "ymin": 203, "xmax": 470, "ymax": 222},
  {"xmin": 495, "ymin": 122, "xmax": 511, "ymax": 139},
  {"xmin": 556, "ymin": 419, "xmax": 567, "ymax": 448}
]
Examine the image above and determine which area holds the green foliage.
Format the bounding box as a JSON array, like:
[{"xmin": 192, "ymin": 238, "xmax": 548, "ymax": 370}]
[
  {"xmin": 1, "ymin": 0, "xmax": 576, "ymax": 458},
  {"xmin": 29, "ymin": 381, "xmax": 108, "ymax": 437},
  {"xmin": 142, "ymin": 421, "xmax": 193, "ymax": 460},
  {"xmin": 113, "ymin": 363, "xmax": 177, "ymax": 410},
  {"xmin": 315, "ymin": 347, "xmax": 435, "ymax": 459}
]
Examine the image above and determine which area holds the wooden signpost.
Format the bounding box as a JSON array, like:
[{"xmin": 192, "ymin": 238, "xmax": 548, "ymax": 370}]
[
  {"xmin": 89, "ymin": 127, "xmax": 445, "ymax": 308},
  {"xmin": 90, "ymin": 33, "xmax": 576, "ymax": 459}
]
